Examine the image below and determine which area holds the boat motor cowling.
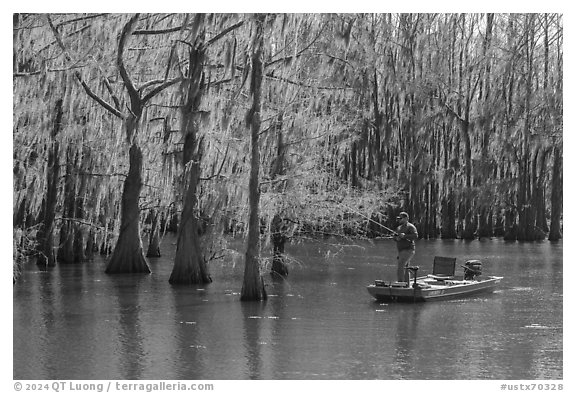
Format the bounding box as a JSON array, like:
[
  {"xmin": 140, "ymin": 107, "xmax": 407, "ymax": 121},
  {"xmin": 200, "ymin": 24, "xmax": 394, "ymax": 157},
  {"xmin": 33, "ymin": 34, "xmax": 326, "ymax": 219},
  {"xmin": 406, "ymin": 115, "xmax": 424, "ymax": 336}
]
[{"xmin": 463, "ymin": 260, "xmax": 482, "ymax": 280}]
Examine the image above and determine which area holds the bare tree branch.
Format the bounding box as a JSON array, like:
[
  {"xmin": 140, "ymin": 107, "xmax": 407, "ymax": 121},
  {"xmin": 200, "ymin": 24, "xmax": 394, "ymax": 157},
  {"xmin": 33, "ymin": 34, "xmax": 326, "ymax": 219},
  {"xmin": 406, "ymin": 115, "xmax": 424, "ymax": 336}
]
[
  {"xmin": 46, "ymin": 14, "xmax": 125, "ymax": 119},
  {"xmin": 58, "ymin": 13, "xmax": 108, "ymax": 26},
  {"xmin": 36, "ymin": 25, "xmax": 91, "ymax": 56},
  {"xmin": 206, "ymin": 20, "xmax": 244, "ymax": 47},
  {"xmin": 117, "ymin": 14, "xmax": 141, "ymax": 110},
  {"xmin": 264, "ymin": 71, "xmax": 352, "ymax": 91},
  {"xmin": 265, "ymin": 22, "xmax": 326, "ymax": 68},
  {"xmin": 14, "ymin": 70, "xmax": 42, "ymax": 77},
  {"xmin": 141, "ymin": 76, "xmax": 185, "ymax": 104},
  {"xmin": 200, "ymin": 141, "xmax": 230, "ymax": 182},
  {"xmin": 103, "ymin": 77, "xmax": 122, "ymax": 112},
  {"xmin": 46, "ymin": 15, "xmax": 73, "ymax": 63},
  {"xmin": 133, "ymin": 25, "xmax": 185, "ymax": 35},
  {"xmin": 75, "ymin": 71, "xmax": 125, "ymax": 119},
  {"xmin": 55, "ymin": 217, "xmax": 107, "ymax": 231}
]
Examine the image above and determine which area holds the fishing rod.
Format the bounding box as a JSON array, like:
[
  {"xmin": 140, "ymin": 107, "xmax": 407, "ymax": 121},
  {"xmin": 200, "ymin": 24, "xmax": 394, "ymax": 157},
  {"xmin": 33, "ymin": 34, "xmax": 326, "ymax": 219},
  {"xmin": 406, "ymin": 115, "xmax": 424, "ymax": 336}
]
[{"xmin": 331, "ymin": 200, "xmax": 399, "ymax": 236}]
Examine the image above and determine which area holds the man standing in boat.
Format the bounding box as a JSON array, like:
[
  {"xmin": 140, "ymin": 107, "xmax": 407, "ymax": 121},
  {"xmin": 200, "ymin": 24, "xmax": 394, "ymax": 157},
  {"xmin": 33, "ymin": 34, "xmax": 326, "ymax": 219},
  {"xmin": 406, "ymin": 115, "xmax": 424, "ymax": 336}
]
[{"xmin": 393, "ymin": 212, "xmax": 418, "ymax": 284}]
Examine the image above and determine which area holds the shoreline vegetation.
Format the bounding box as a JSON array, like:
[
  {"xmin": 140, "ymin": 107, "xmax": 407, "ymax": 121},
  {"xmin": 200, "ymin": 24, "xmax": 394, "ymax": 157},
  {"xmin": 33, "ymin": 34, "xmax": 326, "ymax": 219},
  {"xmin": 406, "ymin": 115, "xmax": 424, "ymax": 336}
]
[{"xmin": 13, "ymin": 14, "xmax": 562, "ymax": 292}]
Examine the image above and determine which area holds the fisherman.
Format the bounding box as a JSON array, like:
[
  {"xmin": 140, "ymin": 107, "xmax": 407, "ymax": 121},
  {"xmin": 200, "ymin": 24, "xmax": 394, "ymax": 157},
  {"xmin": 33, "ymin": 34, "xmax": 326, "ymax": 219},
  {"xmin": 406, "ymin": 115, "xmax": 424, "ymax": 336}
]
[{"xmin": 393, "ymin": 212, "xmax": 418, "ymax": 283}]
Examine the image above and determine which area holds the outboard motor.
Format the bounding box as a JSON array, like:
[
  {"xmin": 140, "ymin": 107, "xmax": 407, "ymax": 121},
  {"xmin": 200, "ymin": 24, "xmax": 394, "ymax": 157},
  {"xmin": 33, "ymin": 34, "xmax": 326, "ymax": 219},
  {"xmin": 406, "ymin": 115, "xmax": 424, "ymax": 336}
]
[{"xmin": 463, "ymin": 260, "xmax": 482, "ymax": 280}]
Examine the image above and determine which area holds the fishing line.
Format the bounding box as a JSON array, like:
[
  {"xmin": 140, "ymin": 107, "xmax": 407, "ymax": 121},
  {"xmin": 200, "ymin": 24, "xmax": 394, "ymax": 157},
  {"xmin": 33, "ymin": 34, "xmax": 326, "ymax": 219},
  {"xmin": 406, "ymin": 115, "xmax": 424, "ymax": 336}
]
[{"xmin": 331, "ymin": 200, "xmax": 399, "ymax": 235}]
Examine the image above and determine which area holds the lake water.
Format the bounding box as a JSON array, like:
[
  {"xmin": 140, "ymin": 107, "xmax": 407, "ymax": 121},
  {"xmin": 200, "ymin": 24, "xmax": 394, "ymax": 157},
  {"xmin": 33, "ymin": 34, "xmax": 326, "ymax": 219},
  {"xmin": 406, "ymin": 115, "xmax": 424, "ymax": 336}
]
[{"xmin": 13, "ymin": 236, "xmax": 563, "ymax": 380}]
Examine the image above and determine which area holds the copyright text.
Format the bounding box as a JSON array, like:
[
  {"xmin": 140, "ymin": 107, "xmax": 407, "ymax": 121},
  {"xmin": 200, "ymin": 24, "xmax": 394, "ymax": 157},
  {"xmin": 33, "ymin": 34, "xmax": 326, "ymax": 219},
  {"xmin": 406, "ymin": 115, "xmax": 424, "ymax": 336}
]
[{"xmin": 13, "ymin": 381, "xmax": 215, "ymax": 392}]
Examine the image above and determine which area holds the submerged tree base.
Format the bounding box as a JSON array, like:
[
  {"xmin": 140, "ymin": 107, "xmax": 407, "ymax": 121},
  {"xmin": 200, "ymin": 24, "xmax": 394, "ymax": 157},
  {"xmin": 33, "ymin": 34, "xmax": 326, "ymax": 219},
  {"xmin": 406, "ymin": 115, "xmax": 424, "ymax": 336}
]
[
  {"xmin": 169, "ymin": 213, "xmax": 212, "ymax": 285},
  {"xmin": 169, "ymin": 256, "xmax": 212, "ymax": 285},
  {"xmin": 105, "ymin": 244, "xmax": 151, "ymax": 274},
  {"xmin": 240, "ymin": 275, "xmax": 268, "ymax": 301},
  {"xmin": 146, "ymin": 233, "xmax": 161, "ymax": 257},
  {"xmin": 169, "ymin": 271, "xmax": 212, "ymax": 285},
  {"xmin": 146, "ymin": 247, "xmax": 161, "ymax": 258}
]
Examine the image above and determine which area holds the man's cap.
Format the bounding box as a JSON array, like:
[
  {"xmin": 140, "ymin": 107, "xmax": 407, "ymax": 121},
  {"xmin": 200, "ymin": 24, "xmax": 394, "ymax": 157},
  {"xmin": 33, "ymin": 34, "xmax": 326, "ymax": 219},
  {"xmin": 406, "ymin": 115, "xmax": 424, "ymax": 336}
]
[{"xmin": 397, "ymin": 212, "xmax": 409, "ymax": 219}]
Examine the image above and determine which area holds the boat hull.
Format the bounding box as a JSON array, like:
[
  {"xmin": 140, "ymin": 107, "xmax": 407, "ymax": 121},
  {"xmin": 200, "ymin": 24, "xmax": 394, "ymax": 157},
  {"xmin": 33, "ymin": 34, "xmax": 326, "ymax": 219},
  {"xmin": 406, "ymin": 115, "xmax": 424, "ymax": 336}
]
[{"xmin": 367, "ymin": 276, "xmax": 503, "ymax": 302}]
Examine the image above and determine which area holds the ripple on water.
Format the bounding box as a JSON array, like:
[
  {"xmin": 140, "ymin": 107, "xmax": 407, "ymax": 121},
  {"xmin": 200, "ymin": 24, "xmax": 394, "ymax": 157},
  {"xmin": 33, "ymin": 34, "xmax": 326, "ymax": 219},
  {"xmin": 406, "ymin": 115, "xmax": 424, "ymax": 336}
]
[
  {"xmin": 509, "ymin": 287, "xmax": 533, "ymax": 292},
  {"xmin": 522, "ymin": 324, "xmax": 558, "ymax": 330}
]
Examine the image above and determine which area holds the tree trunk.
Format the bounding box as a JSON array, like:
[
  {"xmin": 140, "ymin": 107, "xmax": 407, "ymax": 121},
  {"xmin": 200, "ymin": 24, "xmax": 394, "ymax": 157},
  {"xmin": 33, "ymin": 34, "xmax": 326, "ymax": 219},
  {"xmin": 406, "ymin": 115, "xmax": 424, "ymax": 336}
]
[
  {"xmin": 14, "ymin": 197, "xmax": 27, "ymax": 229},
  {"xmin": 548, "ymin": 145, "xmax": 562, "ymax": 241},
  {"xmin": 105, "ymin": 142, "xmax": 150, "ymax": 274},
  {"xmin": 430, "ymin": 181, "xmax": 439, "ymax": 238},
  {"xmin": 494, "ymin": 212, "xmax": 505, "ymax": 237},
  {"xmin": 271, "ymin": 214, "xmax": 288, "ymax": 277},
  {"xmin": 350, "ymin": 142, "xmax": 359, "ymax": 188},
  {"xmin": 169, "ymin": 170, "xmax": 211, "ymax": 283},
  {"xmin": 476, "ymin": 13, "xmax": 494, "ymax": 240},
  {"xmin": 460, "ymin": 121, "xmax": 476, "ymax": 240},
  {"xmin": 529, "ymin": 149, "xmax": 546, "ymax": 240},
  {"xmin": 36, "ymin": 98, "xmax": 63, "ymax": 267},
  {"xmin": 170, "ymin": 136, "xmax": 211, "ymax": 284},
  {"xmin": 105, "ymin": 15, "xmax": 150, "ymax": 273},
  {"xmin": 58, "ymin": 147, "xmax": 77, "ymax": 263},
  {"xmin": 73, "ymin": 149, "xmax": 88, "ymax": 263},
  {"xmin": 477, "ymin": 206, "xmax": 493, "ymax": 238},
  {"xmin": 519, "ymin": 15, "xmax": 538, "ymax": 242},
  {"xmin": 535, "ymin": 149, "xmax": 549, "ymax": 233},
  {"xmin": 366, "ymin": 69, "xmax": 381, "ymax": 183},
  {"xmin": 269, "ymin": 120, "xmax": 289, "ymax": 277},
  {"xmin": 170, "ymin": 43, "xmax": 211, "ymax": 285},
  {"xmin": 503, "ymin": 207, "xmax": 518, "ymax": 241},
  {"xmin": 241, "ymin": 14, "xmax": 267, "ymax": 301},
  {"xmin": 441, "ymin": 193, "xmax": 457, "ymax": 239},
  {"xmin": 516, "ymin": 138, "xmax": 531, "ymax": 241},
  {"xmin": 146, "ymin": 209, "xmax": 161, "ymax": 258},
  {"xmin": 167, "ymin": 207, "xmax": 179, "ymax": 233},
  {"xmin": 85, "ymin": 230, "xmax": 96, "ymax": 261}
]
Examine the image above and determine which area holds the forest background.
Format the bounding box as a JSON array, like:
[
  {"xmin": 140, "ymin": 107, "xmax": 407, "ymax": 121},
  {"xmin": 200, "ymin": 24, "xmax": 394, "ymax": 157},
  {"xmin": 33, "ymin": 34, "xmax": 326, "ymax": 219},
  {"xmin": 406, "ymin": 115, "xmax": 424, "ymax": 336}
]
[{"xmin": 12, "ymin": 13, "xmax": 563, "ymax": 300}]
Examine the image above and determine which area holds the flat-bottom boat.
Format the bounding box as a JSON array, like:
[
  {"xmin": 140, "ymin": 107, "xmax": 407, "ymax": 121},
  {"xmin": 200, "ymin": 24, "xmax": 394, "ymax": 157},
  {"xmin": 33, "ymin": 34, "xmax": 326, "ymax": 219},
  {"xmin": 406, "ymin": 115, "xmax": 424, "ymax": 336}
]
[{"xmin": 367, "ymin": 256, "xmax": 503, "ymax": 302}]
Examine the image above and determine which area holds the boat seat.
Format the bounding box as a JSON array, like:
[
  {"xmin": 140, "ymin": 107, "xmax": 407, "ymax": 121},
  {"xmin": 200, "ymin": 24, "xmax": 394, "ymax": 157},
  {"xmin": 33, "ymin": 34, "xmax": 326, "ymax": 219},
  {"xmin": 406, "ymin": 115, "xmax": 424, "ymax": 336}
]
[
  {"xmin": 431, "ymin": 256, "xmax": 456, "ymax": 279},
  {"xmin": 427, "ymin": 274, "xmax": 453, "ymax": 281}
]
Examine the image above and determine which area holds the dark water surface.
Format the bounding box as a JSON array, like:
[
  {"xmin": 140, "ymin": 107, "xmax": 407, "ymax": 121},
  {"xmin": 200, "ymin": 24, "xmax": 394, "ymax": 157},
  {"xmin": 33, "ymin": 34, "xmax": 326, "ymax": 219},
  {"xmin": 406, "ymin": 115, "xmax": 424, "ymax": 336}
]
[{"xmin": 13, "ymin": 237, "xmax": 563, "ymax": 380}]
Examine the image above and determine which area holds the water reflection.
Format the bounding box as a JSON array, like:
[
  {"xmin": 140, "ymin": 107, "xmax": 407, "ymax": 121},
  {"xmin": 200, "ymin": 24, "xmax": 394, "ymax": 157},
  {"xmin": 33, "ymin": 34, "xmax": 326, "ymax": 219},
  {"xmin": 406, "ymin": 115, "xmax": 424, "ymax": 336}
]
[
  {"xmin": 49, "ymin": 267, "xmax": 91, "ymax": 380},
  {"xmin": 170, "ymin": 286, "xmax": 205, "ymax": 379},
  {"xmin": 112, "ymin": 276, "xmax": 147, "ymax": 379},
  {"xmin": 13, "ymin": 237, "xmax": 563, "ymax": 380},
  {"xmin": 241, "ymin": 302, "xmax": 267, "ymax": 379},
  {"xmin": 39, "ymin": 270, "xmax": 58, "ymax": 378},
  {"xmin": 393, "ymin": 305, "xmax": 423, "ymax": 377},
  {"xmin": 268, "ymin": 278, "xmax": 291, "ymax": 379}
]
